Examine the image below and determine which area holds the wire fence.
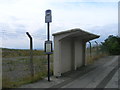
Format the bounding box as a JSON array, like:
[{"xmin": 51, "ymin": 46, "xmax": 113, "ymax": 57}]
[
  {"xmin": 86, "ymin": 42, "xmax": 108, "ymax": 64},
  {"xmin": 1, "ymin": 31, "xmax": 108, "ymax": 88},
  {"xmin": 2, "ymin": 49, "xmax": 53, "ymax": 88},
  {"xmin": 2, "ymin": 31, "xmax": 54, "ymax": 88}
]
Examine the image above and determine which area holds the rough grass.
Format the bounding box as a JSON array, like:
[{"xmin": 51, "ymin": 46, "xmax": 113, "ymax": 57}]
[
  {"xmin": 2, "ymin": 48, "xmax": 107, "ymax": 88},
  {"xmin": 2, "ymin": 77, "xmax": 13, "ymax": 88},
  {"xmin": 2, "ymin": 48, "xmax": 44, "ymax": 58},
  {"xmin": 86, "ymin": 52, "xmax": 109, "ymax": 64},
  {"xmin": 2, "ymin": 71, "xmax": 47, "ymax": 88},
  {"xmin": 2, "ymin": 48, "xmax": 53, "ymax": 88}
]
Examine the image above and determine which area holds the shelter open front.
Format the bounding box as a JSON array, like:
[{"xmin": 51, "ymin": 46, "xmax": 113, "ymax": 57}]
[{"xmin": 52, "ymin": 28, "xmax": 100, "ymax": 77}]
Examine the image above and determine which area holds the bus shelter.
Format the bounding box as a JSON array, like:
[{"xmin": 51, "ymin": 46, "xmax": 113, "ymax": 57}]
[{"xmin": 52, "ymin": 28, "xmax": 100, "ymax": 77}]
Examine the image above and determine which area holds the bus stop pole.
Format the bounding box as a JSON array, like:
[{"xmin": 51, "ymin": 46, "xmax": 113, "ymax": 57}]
[{"xmin": 47, "ymin": 22, "xmax": 50, "ymax": 81}]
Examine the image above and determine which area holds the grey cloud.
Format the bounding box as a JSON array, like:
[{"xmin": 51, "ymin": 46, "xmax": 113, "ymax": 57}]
[
  {"xmin": 88, "ymin": 23, "xmax": 118, "ymax": 43},
  {"xmin": 0, "ymin": 22, "xmax": 27, "ymax": 39},
  {"xmin": 10, "ymin": 16, "xmax": 20, "ymax": 21}
]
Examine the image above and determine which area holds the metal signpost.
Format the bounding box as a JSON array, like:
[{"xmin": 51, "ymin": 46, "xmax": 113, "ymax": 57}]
[{"xmin": 45, "ymin": 9, "xmax": 52, "ymax": 81}]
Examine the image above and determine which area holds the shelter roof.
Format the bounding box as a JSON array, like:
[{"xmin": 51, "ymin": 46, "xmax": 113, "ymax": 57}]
[{"xmin": 52, "ymin": 28, "xmax": 100, "ymax": 41}]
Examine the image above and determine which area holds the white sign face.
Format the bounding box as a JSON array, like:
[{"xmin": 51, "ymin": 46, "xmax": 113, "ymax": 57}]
[
  {"xmin": 45, "ymin": 16, "xmax": 52, "ymax": 23},
  {"xmin": 45, "ymin": 10, "xmax": 52, "ymax": 23},
  {"xmin": 46, "ymin": 43, "xmax": 51, "ymax": 52}
]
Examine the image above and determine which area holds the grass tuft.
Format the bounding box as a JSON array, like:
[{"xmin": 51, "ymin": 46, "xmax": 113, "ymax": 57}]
[
  {"xmin": 86, "ymin": 53, "xmax": 108, "ymax": 64},
  {"xmin": 2, "ymin": 71, "xmax": 47, "ymax": 88}
]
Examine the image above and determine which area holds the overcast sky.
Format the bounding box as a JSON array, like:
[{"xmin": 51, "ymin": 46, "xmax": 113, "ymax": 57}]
[{"xmin": 0, "ymin": 0, "xmax": 119, "ymax": 49}]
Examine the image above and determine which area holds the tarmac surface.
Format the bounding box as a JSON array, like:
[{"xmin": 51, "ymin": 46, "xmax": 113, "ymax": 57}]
[{"xmin": 20, "ymin": 55, "xmax": 119, "ymax": 89}]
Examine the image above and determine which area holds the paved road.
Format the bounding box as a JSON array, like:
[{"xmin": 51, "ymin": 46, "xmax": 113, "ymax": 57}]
[{"xmin": 52, "ymin": 56, "xmax": 119, "ymax": 88}]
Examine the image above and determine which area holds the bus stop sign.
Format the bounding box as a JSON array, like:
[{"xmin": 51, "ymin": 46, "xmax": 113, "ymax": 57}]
[{"xmin": 45, "ymin": 9, "xmax": 52, "ymax": 23}]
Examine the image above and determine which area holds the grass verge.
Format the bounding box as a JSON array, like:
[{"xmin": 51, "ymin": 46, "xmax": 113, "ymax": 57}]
[
  {"xmin": 87, "ymin": 53, "xmax": 109, "ymax": 64},
  {"xmin": 2, "ymin": 71, "xmax": 47, "ymax": 88}
]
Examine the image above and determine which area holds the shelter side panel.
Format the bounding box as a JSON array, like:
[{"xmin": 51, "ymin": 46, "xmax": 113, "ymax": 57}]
[{"xmin": 60, "ymin": 38, "xmax": 72, "ymax": 73}]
